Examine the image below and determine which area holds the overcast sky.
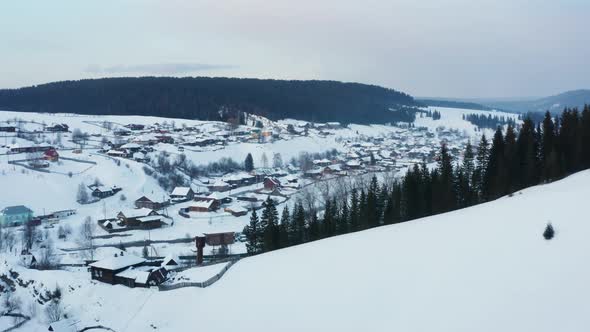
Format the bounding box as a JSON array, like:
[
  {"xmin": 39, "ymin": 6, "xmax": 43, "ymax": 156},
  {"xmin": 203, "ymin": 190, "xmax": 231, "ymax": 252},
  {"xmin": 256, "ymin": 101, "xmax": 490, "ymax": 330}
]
[{"xmin": 1, "ymin": 0, "xmax": 589, "ymax": 98}]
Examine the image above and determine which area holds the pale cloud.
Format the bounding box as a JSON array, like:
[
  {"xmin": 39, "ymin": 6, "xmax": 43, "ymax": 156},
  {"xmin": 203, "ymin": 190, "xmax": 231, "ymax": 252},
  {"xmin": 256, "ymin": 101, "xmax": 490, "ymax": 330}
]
[
  {"xmin": 0, "ymin": 0, "xmax": 589, "ymax": 97},
  {"xmin": 85, "ymin": 63, "xmax": 236, "ymax": 75}
]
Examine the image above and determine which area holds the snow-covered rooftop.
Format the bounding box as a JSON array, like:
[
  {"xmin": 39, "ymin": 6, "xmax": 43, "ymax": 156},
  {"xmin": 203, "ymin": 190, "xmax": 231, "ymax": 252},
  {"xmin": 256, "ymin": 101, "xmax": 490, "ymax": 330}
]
[{"xmin": 89, "ymin": 255, "xmax": 145, "ymax": 271}]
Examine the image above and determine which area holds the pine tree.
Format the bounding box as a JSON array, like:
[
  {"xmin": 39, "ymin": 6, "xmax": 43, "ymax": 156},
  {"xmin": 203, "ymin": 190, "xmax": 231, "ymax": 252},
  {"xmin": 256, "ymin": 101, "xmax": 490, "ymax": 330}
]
[
  {"xmin": 358, "ymin": 189, "xmax": 368, "ymax": 230},
  {"xmin": 460, "ymin": 141, "xmax": 475, "ymax": 205},
  {"xmin": 517, "ymin": 118, "xmax": 540, "ymax": 188},
  {"xmin": 366, "ymin": 176, "xmax": 379, "ymax": 228},
  {"xmin": 244, "ymin": 153, "xmax": 254, "ymax": 172},
  {"xmin": 484, "ymin": 127, "xmax": 506, "ymax": 199},
  {"xmin": 336, "ymin": 199, "xmax": 350, "ymax": 234},
  {"xmin": 292, "ymin": 202, "xmax": 306, "ymax": 244},
  {"xmin": 504, "ymin": 124, "xmax": 519, "ymax": 192},
  {"xmin": 308, "ymin": 212, "xmax": 320, "ymax": 241},
  {"xmin": 473, "ymin": 134, "xmax": 489, "ymax": 202},
  {"xmin": 278, "ymin": 206, "xmax": 291, "ymax": 248},
  {"xmin": 349, "ymin": 188, "xmax": 360, "ymax": 232},
  {"xmin": 260, "ymin": 197, "xmax": 279, "ymax": 252},
  {"xmin": 543, "ymin": 222, "xmax": 555, "ymax": 240},
  {"xmin": 244, "ymin": 209, "xmax": 262, "ymax": 255}
]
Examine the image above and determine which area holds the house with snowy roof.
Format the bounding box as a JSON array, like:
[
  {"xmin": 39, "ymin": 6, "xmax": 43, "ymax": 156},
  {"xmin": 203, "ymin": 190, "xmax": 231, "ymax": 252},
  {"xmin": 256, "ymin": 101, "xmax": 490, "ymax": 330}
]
[
  {"xmin": 135, "ymin": 194, "xmax": 169, "ymax": 210},
  {"xmin": 189, "ymin": 199, "xmax": 220, "ymax": 212},
  {"xmin": 170, "ymin": 186, "xmax": 194, "ymax": 202},
  {"xmin": 89, "ymin": 253, "xmax": 145, "ymax": 285}
]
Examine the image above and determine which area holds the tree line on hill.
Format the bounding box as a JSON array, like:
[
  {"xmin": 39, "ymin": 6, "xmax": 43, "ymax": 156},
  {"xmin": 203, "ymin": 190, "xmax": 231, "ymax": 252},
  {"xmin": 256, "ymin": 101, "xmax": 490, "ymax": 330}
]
[
  {"xmin": 244, "ymin": 105, "xmax": 590, "ymax": 254},
  {"xmin": 0, "ymin": 77, "xmax": 420, "ymax": 125},
  {"xmin": 462, "ymin": 113, "xmax": 517, "ymax": 130}
]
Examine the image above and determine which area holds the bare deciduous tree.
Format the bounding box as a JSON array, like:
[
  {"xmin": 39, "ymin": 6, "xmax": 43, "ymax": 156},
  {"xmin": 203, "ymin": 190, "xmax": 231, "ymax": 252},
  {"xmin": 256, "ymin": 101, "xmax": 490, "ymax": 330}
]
[
  {"xmin": 45, "ymin": 300, "xmax": 63, "ymax": 323},
  {"xmin": 79, "ymin": 217, "xmax": 96, "ymax": 260}
]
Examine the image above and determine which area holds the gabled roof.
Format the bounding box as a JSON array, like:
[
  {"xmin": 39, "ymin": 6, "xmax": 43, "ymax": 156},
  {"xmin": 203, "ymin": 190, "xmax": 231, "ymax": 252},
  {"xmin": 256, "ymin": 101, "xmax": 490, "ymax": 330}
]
[
  {"xmin": 162, "ymin": 254, "xmax": 180, "ymax": 267},
  {"xmin": 1, "ymin": 205, "xmax": 33, "ymax": 215},
  {"xmin": 171, "ymin": 187, "xmax": 192, "ymax": 196},
  {"xmin": 118, "ymin": 208, "xmax": 156, "ymax": 219},
  {"xmin": 48, "ymin": 319, "xmax": 77, "ymax": 332},
  {"xmin": 89, "ymin": 255, "xmax": 145, "ymax": 271},
  {"xmin": 191, "ymin": 199, "xmax": 216, "ymax": 209},
  {"xmin": 116, "ymin": 267, "xmax": 151, "ymax": 284}
]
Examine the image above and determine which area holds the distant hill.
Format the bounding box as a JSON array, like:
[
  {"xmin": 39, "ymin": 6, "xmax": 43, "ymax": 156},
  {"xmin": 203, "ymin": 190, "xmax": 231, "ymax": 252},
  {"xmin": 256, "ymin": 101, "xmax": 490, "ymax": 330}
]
[
  {"xmin": 0, "ymin": 77, "xmax": 421, "ymax": 125},
  {"xmin": 480, "ymin": 90, "xmax": 590, "ymax": 113},
  {"xmin": 417, "ymin": 98, "xmax": 492, "ymax": 111}
]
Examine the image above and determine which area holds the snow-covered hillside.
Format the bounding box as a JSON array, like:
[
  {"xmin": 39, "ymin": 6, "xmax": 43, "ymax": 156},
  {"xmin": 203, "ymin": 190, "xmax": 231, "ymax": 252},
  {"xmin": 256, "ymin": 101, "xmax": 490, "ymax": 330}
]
[
  {"xmin": 119, "ymin": 170, "xmax": 590, "ymax": 332},
  {"xmin": 8, "ymin": 168, "xmax": 590, "ymax": 331}
]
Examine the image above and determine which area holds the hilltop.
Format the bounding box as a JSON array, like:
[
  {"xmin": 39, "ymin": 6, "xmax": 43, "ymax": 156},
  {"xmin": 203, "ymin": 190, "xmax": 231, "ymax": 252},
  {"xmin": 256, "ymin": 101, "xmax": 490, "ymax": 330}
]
[{"xmin": 0, "ymin": 77, "xmax": 420, "ymax": 125}]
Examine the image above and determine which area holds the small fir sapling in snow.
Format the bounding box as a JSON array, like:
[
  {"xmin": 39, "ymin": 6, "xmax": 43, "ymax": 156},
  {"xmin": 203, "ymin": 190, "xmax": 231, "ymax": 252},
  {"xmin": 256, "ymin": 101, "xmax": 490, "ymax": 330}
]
[{"xmin": 543, "ymin": 222, "xmax": 555, "ymax": 240}]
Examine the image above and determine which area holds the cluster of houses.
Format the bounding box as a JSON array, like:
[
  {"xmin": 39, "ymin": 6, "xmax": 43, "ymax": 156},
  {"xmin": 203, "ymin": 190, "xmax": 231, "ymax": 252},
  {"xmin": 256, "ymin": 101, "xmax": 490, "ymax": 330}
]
[{"xmin": 88, "ymin": 231, "xmax": 236, "ymax": 288}]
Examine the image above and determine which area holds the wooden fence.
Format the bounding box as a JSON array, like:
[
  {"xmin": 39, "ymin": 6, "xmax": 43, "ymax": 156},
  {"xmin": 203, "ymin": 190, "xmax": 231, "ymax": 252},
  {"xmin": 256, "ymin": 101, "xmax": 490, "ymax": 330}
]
[{"xmin": 158, "ymin": 258, "xmax": 240, "ymax": 291}]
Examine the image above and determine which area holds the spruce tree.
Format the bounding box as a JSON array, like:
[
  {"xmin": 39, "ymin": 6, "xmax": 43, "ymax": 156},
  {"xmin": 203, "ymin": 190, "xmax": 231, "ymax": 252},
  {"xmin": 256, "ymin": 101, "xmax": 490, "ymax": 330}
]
[
  {"xmin": 473, "ymin": 134, "xmax": 489, "ymax": 202},
  {"xmin": 260, "ymin": 197, "xmax": 279, "ymax": 252},
  {"xmin": 308, "ymin": 212, "xmax": 320, "ymax": 241},
  {"xmin": 292, "ymin": 202, "xmax": 306, "ymax": 244},
  {"xmin": 244, "ymin": 209, "xmax": 262, "ymax": 255},
  {"xmin": 349, "ymin": 188, "xmax": 360, "ymax": 232},
  {"xmin": 279, "ymin": 206, "xmax": 291, "ymax": 248},
  {"xmin": 461, "ymin": 141, "xmax": 475, "ymax": 205},
  {"xmin": 543, "ymin": 222, "xmax": 555, "ymax": 240},
  {"xmin": 336, "ymin": 199, "xmax": 350, "ymax": 234},
  {"xmin": 244, "ymin": 153, "xmax": 254, "ymax": 172}
]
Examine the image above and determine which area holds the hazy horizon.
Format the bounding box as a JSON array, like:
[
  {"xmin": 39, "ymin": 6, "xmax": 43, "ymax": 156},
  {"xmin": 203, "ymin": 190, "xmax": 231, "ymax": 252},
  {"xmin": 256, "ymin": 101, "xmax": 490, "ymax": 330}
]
[{"xmin": 1, "ymin": 0, "xmax": 589, "ymax": 98}]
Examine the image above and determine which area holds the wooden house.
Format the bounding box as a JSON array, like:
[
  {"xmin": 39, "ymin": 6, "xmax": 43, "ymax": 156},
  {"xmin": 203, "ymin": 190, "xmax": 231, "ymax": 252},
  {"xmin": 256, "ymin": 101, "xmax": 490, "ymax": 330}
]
[
  {"xmin": 117, "ymin": 208, "xmax": 161, "ymax": 227},
  {"xmin": 170, "ymin": 187, "xmax": 194, "ymax": 202},
  {"xmin": 224, "ymin": 205, "xmax": 248, "ymax": 217},
  {"xmin": 46, "ymin": 124, "xmax": 69, "ymax": 132},
  {"xmin": 91, "ymin": 186, "xmax": 121, "ymax": 198},
  {"xmin": 206, "ymin": 180, "xmax": 231, "ymax": 192},
  {"xmin": 189, "ymin": 199, "xmax": 220, "ymax": 212},
  {"xmin": 43, "ymin": 148, "xmax": 59, "ymax": 162},
  {"xmin": 134, "ymin": 195, "xmax": 168, "ymax": 210},
  {"xmin": 89, "ymin": 254, "xmax": 145, "ymax": 285},
  {"xmin": 263, "ymin": 177, "xmax": 281, "ymax": 191}
]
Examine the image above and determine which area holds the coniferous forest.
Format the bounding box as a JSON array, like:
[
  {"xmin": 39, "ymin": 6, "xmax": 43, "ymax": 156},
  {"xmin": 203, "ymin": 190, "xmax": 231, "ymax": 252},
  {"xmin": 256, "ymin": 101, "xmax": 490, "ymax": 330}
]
[
  {"xmin": 463, "ymin": 113, "xmax": 516, "ymax": 129},
  {"xmin": 245, "ymin": 106, "xmax": 590, "ymax": 255},
  {"xmin": 0, "ymin": 77, "xmax": 420, "ymax": 125}
]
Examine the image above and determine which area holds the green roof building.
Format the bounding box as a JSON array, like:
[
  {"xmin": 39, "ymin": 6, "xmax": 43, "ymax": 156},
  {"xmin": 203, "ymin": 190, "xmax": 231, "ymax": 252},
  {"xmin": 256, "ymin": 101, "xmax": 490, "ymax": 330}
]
[{"xmin": 1, "ymin": 205, "xmax": 34, "ymax": 226}]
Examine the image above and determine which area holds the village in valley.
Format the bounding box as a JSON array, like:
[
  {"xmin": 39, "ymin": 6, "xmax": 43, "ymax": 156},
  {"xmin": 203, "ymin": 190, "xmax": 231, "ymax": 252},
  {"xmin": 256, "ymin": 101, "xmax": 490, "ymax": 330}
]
[{"xmin": 0, "ymin": 106, "xmax": 518, "ymax": 331}]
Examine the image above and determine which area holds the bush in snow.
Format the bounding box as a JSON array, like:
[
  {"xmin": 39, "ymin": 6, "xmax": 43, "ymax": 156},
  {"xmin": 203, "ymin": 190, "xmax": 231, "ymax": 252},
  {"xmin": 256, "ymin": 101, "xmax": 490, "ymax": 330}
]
[
  {"xmin": 120, "ymin": 194, "xmax": 127, "ymax": 201},
  {"xmin": 543, "ymin": 223, "xmax": 555, "ymax": 240},
  {"xmin": 76, "ymin": 183, "xmax": 89, "ymax": 204},
  {"xmin": 45, "ymin": 300, "xmax": 63, "ymax": 323}
]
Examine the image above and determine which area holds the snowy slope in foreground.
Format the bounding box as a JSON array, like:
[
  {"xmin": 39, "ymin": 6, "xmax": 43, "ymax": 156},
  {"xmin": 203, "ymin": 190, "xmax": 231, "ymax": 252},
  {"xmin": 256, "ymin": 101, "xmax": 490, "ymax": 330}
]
[{"xmin": 120, "ymin": 171, "xmax": 590, "ymax": 332}]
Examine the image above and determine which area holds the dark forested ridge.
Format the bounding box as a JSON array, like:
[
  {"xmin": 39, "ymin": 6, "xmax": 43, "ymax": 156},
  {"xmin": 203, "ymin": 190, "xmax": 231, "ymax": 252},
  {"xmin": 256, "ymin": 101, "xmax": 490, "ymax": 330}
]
[{"xmin": 0, "ymin": 77, "xmax": 421, "ymax": 124}]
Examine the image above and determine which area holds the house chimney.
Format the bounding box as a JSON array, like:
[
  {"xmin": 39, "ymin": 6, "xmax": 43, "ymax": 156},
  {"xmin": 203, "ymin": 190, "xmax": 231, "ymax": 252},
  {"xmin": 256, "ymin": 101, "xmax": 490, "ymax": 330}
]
[{"xmin": 195, "ymin": 236, "xmax": 206, "ymax": 265}]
